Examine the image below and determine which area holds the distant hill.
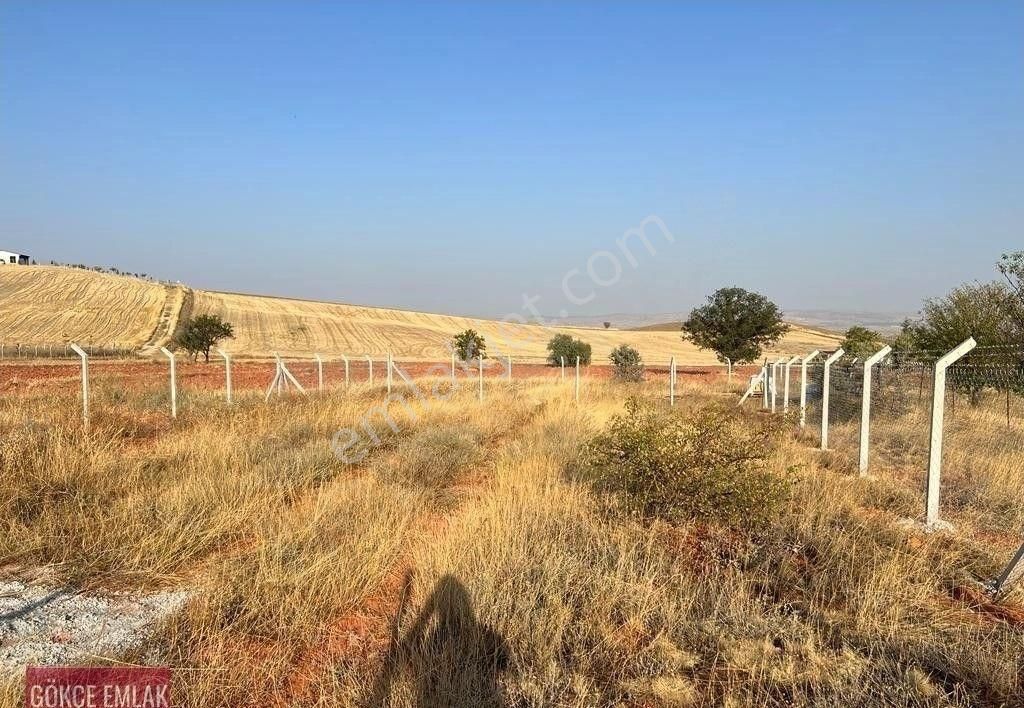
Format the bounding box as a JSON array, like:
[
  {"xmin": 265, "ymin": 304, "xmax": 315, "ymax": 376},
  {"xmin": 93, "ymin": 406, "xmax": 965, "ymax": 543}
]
[{"xmin": 0, "ymin": 266, "xmax": 843, "ymax": 362}]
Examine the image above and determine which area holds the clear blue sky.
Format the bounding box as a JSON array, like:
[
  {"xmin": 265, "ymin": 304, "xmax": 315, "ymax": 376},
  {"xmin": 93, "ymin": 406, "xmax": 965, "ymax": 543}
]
[{"xmin": 1, "ymin": 2, "xmax": 1021, "ymax": 320}]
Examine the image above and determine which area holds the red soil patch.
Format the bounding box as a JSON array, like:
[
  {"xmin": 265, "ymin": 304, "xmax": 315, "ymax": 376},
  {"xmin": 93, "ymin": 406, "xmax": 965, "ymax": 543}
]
[
  {"xmin": 1, "ymin": 359, "xmax": 747, "ymax": 397},
  {"xmin": 949, "ymin": 582, "xmax": 1024, "ymax": 627}
]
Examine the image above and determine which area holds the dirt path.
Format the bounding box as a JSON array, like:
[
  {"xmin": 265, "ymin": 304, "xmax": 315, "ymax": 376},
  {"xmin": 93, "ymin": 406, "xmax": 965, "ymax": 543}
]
[{"xmin": 277, "ymin": 397, "xmax": 549, "ymax": 706}]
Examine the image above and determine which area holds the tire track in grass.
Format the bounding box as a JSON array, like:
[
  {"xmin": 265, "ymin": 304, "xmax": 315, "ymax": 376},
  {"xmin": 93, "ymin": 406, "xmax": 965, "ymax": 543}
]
[{"xmin": 278, "ymin": 394, "xmax": 549, "ymax": 706}]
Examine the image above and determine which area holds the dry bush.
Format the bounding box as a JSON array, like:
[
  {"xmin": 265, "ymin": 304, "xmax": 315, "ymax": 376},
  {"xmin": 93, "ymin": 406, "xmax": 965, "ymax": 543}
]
[{"xmin": 586, "ymin": 398, "xmax": 789, "ymax": 528}]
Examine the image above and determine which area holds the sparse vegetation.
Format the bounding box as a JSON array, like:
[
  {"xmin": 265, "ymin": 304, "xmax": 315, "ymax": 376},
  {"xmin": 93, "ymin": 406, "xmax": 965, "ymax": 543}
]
[
  {"xmin": 681, "ymin": 287, "xmax": 789, "ymax": 363},
  {"xmin": 546, "ymin": 332, "xmax": 592, "ymax": 366}
]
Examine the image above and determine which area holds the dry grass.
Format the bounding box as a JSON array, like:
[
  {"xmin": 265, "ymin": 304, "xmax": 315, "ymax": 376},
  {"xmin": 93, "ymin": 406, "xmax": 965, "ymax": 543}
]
[{"xmin": 2, "ymin": 373, "xmax": 1022, "ymax": 707}]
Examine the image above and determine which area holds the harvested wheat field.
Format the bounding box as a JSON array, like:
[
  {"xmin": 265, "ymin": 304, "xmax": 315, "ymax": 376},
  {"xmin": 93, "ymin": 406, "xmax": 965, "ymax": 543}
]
[
  {"xmin": 2, "ymin": 372, "xmax": 1022, "ymax": 707},
  {"xmin": 0, "ymin": 266, "xmax": 173, "ymax": 349},
  {"xmin": 192, "ymin": 289, "xmax": 839, "ymax": 362}
]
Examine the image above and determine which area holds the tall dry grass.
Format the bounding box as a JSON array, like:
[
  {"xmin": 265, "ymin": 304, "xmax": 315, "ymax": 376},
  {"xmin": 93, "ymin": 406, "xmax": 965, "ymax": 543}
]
[{"xmin": 2, "ymin": 374, "xmax": 1023, "ymax": 706}]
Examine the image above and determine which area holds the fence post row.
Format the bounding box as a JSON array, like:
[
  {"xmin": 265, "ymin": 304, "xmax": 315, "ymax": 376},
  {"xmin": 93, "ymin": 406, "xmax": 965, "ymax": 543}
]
[
  {"xmin": 924, "ymin": 337, "xmax": 977, "ymax": 528},
  {"xmin": 858, "ymin": 345, "xmax": 892, "ymax": 475},
  {"xmin": 819, "ymin": 348, "xmax": 845, "ymax": 448},
  {"xmin": 799, "ymin": 350, "xmax": 819, "ymax": 427},
  {"xmin": 216, "ymin": 347, "xmax": 232, "ymax": 404},
  {"xmin": 69, "ymin": 343, "xmax": 89, "ymax": 428},
  {"xmin": 159, "ymin": 346, "xmax": 177, "ymax": 419}
]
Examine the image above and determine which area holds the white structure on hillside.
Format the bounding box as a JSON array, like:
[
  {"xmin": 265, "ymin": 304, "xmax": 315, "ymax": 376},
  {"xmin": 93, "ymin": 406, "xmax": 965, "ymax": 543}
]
[{"xmin": 0, "ymin": 250, "xmax": 30, "ymax": 265}]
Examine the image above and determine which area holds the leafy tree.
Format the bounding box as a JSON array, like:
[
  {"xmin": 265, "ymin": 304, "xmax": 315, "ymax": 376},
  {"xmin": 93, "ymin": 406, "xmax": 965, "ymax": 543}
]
[
  {"xmin": 452, "ymin": 329, "xmax": 486, "ymax": 361},
  {"xmin": 609, "ymin": 344, "xmax": 644, "ymax": 382},
  {"xmin": 176, "ymin": 314, "xmax": 234, "ymax": 362},
  {"xmin": 547, "ymin": 333, "xmax": 592, "ymax": 366},
  {"xmin": 901, "ymin": 282, "xmax": 1018, "ymax": 354},
  {"xmin": 840, "ymin": 325, "xmax": 883, "ymax": 359},
  {"xmin": 681, "ymin": 287, "xmax": 789, "ymax": 364},
  {"xmin": 603, "ymin": 321, "xmax": 611, "ymax": 329}
]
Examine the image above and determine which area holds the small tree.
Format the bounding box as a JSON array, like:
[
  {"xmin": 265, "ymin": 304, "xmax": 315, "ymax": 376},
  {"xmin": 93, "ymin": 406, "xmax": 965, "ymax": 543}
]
[
  {"xmin": 453, "ymin": 329, "xmax": 486, "ymax": 361},
  {"xmin": 609, "ymin": 344, "xmax": 644, "ymax": 382},
  {"xmin": 603, "ymin": 321, "xmax": 612, "ymax": 329},
  {"xmin": 840, "ymin": 325, "xmax": 883, "ymax": 359},
  {"xmin": 681, "ymin": 287, "xmax": 789, "ymax": 364},
  {"xmin": 546, "ymin": 333, "xmax": 592, "ymax": 367},
  {"xmin": 176, "ymin": 314, "xmax": 234, "ymax": 362}
]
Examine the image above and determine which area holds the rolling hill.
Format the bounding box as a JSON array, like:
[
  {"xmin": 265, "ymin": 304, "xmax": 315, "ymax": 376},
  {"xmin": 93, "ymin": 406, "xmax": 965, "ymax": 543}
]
[{"xmin": 0, "ymin": 266, "xmax": 841, "ymax": 363}]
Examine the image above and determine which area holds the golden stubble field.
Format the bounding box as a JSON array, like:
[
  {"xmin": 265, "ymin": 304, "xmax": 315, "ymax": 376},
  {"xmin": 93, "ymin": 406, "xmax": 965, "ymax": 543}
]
[
  {"xmin": 0, "ymin": 267, "xmax": 840, "ymax": 362},
  {"xmin": 191, "ymin": 289, "xmax": 839, "ymax": 362},
  {"xmin": 0, "ymin": 266, "xmax": 171, "ymax": 349}
]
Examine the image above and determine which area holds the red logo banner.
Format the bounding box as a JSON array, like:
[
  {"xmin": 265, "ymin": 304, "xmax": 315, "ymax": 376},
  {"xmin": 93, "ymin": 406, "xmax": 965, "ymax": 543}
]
[{"xmin": 25, "ymin": 667, "xmax": 171, "ymax": 708}]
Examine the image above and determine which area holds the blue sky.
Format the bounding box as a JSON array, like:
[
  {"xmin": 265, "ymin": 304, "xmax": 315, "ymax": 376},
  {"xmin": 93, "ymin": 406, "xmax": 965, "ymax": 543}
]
[{"xmin": 1, "ymin": 2, "xmax": 1021, "ymax": 320}]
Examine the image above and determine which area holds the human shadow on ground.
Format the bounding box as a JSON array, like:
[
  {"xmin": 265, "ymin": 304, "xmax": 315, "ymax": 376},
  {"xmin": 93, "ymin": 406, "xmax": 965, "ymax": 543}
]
[{"xmin": 365, "ymin": 572, "xmax": 511, "ymax": 708}]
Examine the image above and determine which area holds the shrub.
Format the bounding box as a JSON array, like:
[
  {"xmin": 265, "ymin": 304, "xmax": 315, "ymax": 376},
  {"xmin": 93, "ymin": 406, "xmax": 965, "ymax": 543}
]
[
  {"xmin": 547, "ymin": 333, "xmax": 592, "ymax": 366},
  {"xmin": 452, "ymin": 329, "xmax": 486, "ymax": 361},
  {"xmin": 586, "ymin": 399, "xmax": 788, "ymax": 528},
  {"xmin": 609, "ymin": 344, "xmax": 644, "ymax": 382}
]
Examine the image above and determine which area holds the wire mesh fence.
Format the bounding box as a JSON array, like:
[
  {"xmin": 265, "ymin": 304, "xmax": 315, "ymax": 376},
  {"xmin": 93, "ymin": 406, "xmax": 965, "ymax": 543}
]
[{"xmin": 0, "ymin": 341, "xmax": 136, "ymax": 360}]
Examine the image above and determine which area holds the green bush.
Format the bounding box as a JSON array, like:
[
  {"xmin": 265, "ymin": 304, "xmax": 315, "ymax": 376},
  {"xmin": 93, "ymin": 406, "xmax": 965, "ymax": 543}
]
[
  {"xmin": 586, "ymin": 399, "xmax": 789, "ymax": 528},
  {"xmin": 547, "ymin": 333, "xmax": 592, "ymax": 366},
  {"xmin": 452, "ymin": 329, "xmax": 486, "ymax": 361},
  {"xmin": 609, "ymin": 344, "xmax": 644, "ymax": 382}
]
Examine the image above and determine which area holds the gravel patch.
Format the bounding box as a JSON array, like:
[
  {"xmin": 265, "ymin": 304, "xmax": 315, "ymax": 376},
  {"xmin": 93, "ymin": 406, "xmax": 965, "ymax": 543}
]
[{"xmin": 0, "ymin": 579, "xmax": 189, "ymax": 673}]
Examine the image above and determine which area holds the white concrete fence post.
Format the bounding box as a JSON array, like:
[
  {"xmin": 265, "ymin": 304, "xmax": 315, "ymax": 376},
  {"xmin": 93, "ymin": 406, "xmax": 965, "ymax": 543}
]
[
  {"xmin": 575, "ymin": 356, "xmax": 580, "ymax": 403},
  {"xmin": 386, "ymin": 352, "xmax": 392, "ymax": 394},
  {"xmin": 69, "ymin": 343, "xmax": 89, "ymax": 428},
  {"xmin": 560, "ymin": 356, "xmax": 565, "ymax": 381},
  {"xmin": 725, "ymin": 357, "xmax": 732, "ymax": 387},
  {"xmin": 783, "ymin": 355, "xmax": 800, "ymax": 412},
  {"xmin": 761, "ymin": 364, "xmax": 769, "ymax": 408},
  {"xmin": 216, "ymin": 347, "xmax": 232, "ymax": 405},
  {"xmin": 858, "ymin": 345, "xmax": 892, "ymax": 475},
  {"xmin": 924, "ymin": 337, "xmax": 976, "ymax": 528},
  {"xmin": 799, "ymin": 350, "xmax": 819, "ymax": 427},
  {"xmin": 771, "ymin": 358, "xmax": 785, "ymax": 413},
  {"xmin": 819, "ymin": 348, "xmax": 844, "ymax": 448},
  {"xmin": 478, "ymin": 355, "xmax": 484, "ymax": 402},
  {"xmin": 366, "ymin": 355, "xmax": 373, "ymax": 386},
  {"xmin": 315, "ymin": 353, "xmax": 324, "ymax": 394},
  {"xmin": 159, "ymin": 346, "xmax": 177, "ymax": 419},
  {"xmin": 669, "ymin": 356, "xmax": 676, "ymax": 406},
  {"xmin": 342, "ymin": 354, "xmax": 350, "ymax": 388},
  {"xmin": 507, "ymin": 355, "xmax": 512, "ymax": 382}
]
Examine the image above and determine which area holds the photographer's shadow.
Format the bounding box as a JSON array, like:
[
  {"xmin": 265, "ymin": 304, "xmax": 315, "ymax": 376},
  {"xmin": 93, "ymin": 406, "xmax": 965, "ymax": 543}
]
[{"xmin": 366, "ymin": 573, "xmax": 510, "ymax": 708}]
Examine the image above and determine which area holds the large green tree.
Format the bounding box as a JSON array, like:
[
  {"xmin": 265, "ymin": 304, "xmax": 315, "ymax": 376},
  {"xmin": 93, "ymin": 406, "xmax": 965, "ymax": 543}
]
[
  {"xmin": 175, "ymin": 314, "xmax": 234, "ymax": 362},
  {"xmin": 546, "ymin": 333, "xmax": 592, "ymax": 366},
  {"xmin": 452, "ymin": 329, "xmax": 487, "ymax": 361},
  {"xmin": 681, "ymin": 287, "xmax": 789, "ymax": 364}
]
